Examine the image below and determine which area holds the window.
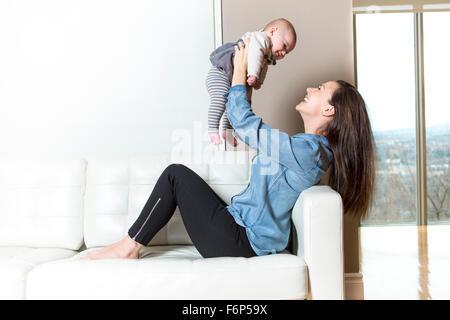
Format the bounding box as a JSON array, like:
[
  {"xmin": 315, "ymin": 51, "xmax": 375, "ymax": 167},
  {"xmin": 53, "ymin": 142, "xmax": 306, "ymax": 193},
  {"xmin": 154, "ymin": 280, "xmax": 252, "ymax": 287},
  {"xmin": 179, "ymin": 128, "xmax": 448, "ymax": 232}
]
[
  {"xmin": 355, "ymin": 13, "xmax": 417, "ymax": 224},
  {"xmin": 355, "ymin": 10, "xmax": 450, "ymax": 225},
  {"xmin": 423, "ymin": 12, "xmax": 450, "ymax": 223}
]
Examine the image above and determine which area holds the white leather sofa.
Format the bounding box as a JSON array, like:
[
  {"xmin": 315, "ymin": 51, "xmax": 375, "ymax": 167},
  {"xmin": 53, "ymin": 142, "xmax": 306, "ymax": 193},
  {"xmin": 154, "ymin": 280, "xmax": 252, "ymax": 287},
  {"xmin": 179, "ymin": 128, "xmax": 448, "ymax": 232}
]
[{"xmin": 0, "ymin": 151, "xmax": 344, "ymax": 300}]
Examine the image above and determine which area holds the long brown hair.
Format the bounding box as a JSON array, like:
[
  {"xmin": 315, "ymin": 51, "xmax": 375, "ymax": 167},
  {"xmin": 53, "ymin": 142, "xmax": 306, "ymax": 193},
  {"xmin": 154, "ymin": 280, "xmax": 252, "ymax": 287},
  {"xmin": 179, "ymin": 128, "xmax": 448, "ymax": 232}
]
[{"xmin": 324, "ymin": 80, "xmax": 377, "ymax": 220}]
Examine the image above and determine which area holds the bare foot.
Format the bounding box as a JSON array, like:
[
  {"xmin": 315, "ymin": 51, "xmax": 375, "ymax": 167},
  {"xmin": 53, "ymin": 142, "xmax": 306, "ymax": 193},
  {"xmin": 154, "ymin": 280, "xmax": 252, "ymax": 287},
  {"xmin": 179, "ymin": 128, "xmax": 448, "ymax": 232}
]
[
  {"xmin": 81, "ymin": 235, "xmax": 143, "ymax": 260},
  {"xmin": 221, "ymin": 130, "xmax": 238, "ymax": 147},
  {"xmin": 209, "ymin": 132, "xmax": 223, "ymax": 145}
]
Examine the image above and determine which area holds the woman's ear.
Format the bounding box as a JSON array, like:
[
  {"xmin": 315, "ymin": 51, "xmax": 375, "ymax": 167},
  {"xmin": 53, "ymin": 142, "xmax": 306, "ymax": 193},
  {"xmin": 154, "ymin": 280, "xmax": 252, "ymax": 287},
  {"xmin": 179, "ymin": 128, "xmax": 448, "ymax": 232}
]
[{"xmin": 322, "ymin": 105, "xmax": 335, "ymax": 117}]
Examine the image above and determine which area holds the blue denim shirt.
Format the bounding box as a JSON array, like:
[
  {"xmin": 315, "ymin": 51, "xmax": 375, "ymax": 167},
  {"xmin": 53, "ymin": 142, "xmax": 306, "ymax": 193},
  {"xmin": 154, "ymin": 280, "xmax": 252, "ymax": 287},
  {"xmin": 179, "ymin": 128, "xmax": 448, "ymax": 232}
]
[{"xmin": 224, "ymin": 85, "xmax": 334, "ymax": 256}]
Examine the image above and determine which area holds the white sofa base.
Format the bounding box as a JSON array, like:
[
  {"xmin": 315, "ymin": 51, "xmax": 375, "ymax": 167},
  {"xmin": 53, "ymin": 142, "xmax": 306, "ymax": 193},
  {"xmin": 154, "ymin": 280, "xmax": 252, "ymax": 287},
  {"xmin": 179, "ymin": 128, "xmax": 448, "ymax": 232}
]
[
  {"xmin": 0, "ymin": 247, "xmax": 77, "ymax": 299},
  {"xmin": 26, "ymin": 246, "xmax": 308, "ymax": 300}
]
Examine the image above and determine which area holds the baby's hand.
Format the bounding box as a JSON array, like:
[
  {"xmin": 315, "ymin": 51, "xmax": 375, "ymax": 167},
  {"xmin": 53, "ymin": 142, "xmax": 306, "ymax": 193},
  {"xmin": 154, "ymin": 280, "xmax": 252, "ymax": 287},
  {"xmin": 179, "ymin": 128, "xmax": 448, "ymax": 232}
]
[
  {"xmin": 247, "ymin": 75, "xmax": 257, "ymax": 87},
  {"xmin": 209, "ymin": 133, "xmax": 223, "ymax": 146}
]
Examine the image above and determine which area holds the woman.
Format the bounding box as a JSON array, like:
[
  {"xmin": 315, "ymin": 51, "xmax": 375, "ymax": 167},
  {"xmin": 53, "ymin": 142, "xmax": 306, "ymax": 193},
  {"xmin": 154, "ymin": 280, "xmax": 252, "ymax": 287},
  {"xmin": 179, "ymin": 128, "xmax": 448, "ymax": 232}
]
[{"xmin": 83, "ymin": 37, "xmax": 376, "ymax": 260}]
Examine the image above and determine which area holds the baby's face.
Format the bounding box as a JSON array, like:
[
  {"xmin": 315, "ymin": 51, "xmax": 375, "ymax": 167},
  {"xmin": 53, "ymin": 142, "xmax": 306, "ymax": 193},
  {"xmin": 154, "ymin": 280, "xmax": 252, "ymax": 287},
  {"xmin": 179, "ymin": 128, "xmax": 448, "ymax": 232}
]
[{"xmin": 269, "ymin": 29, "xmax": 296, "ymax": 60}]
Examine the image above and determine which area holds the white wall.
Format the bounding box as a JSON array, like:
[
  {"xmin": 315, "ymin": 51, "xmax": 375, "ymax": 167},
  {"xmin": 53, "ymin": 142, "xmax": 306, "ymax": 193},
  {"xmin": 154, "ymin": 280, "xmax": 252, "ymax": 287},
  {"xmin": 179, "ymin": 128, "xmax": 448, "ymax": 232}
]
[{"xmin": 0, "ymin": 0, "xmax": 215, "ymax": 158}]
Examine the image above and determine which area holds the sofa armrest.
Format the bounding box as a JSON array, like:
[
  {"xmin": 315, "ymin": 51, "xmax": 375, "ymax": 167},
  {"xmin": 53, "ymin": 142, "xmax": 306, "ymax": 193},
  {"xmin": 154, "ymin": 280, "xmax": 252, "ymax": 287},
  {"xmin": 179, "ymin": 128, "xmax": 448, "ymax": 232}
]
[{"xmin": 291, "ymin": 185, "xmax": 344, "ymax": 300}]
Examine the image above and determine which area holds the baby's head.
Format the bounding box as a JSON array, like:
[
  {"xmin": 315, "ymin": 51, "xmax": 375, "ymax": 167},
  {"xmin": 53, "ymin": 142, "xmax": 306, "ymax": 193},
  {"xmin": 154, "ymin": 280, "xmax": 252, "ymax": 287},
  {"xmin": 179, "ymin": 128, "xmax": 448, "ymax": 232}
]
[{"xmin": 263, "ymin": 18, "xmax": 297, "ymax": 60}]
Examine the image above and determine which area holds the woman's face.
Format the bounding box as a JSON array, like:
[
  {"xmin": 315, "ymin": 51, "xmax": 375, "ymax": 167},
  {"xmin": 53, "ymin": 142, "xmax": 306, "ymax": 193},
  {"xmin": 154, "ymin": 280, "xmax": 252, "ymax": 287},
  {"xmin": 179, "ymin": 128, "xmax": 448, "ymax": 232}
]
[{"xmin": 295, "ymin": 81, "xmax": 339, "ymax": 117}]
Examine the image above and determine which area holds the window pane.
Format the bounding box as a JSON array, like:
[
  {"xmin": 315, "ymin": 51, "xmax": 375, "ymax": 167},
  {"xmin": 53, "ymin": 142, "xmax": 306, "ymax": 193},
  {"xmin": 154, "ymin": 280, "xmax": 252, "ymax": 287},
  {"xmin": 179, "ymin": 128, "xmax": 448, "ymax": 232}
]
[
  {"xmin": 356, "ymin": 13, "xmax": 417, "ymax": 224},
  {"xmin": 423, "ymin": 12, "xmax": 450, "ymax": 223}
]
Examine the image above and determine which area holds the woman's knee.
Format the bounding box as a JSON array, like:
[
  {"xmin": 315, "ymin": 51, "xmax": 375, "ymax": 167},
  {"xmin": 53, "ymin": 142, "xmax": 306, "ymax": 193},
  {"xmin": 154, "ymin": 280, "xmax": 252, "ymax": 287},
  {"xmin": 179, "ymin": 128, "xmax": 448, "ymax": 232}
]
[{"xmin": 164, "ymin": 163, "xmax": 188, "ymax": 176}]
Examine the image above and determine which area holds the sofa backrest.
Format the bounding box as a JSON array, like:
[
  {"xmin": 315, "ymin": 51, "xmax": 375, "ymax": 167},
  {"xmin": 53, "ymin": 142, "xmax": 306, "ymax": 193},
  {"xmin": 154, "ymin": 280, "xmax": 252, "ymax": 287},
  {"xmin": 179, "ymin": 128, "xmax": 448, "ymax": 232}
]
[
  {"xmin": 83, "ymin": 151, "xmax": 254, "ymax": 248},
  {"xmin": 0, "ymin": 158, "xmax": 86, "ymax": 250}
]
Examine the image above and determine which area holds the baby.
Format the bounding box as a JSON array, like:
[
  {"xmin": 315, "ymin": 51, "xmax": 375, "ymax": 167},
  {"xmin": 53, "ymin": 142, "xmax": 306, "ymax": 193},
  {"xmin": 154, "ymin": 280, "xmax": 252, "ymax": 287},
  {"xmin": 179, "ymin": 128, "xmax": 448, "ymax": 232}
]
[{"xmin": 206, "ymin": 18, "xmax": 297, "ymax": 146}]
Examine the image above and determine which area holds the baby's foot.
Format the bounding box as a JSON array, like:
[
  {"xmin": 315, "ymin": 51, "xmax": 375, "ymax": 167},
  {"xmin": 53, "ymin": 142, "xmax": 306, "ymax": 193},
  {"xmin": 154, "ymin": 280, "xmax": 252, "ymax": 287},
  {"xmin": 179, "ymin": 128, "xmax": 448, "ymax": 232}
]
[
  {"xmin": 209, "ymin": 132, "xmax": 223, "ymax": 145},
  {"xmin": 221, "ymin": 130, "xmax": 238, "ymax": 147}
]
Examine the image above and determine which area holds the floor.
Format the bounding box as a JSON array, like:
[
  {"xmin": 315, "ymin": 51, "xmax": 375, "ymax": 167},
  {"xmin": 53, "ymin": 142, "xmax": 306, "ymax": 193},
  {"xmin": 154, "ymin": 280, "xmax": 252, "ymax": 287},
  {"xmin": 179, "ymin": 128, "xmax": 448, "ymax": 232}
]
[{"xmin": 359, "ymin": 225, "xmax": 450, "ymax": 300}]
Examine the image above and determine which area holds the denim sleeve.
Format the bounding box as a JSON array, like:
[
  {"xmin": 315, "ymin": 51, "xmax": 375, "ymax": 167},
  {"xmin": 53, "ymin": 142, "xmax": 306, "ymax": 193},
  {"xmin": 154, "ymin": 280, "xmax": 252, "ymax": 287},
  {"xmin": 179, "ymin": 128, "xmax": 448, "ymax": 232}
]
[{"xmin": 225, "ymin": 85, "xmax": 314, "ymax": 173}]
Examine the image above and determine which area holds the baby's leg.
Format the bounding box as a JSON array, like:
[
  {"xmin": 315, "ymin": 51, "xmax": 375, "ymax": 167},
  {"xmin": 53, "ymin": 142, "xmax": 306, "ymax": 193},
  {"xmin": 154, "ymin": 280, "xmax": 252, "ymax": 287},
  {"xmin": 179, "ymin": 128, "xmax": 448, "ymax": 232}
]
[
  {"xmin": 220, "ymin": 110, "xmax": 232, "ymax": 132},
  {"xmin": 206, "ymin": 66, "xmax": 231, "ymax": 144}
]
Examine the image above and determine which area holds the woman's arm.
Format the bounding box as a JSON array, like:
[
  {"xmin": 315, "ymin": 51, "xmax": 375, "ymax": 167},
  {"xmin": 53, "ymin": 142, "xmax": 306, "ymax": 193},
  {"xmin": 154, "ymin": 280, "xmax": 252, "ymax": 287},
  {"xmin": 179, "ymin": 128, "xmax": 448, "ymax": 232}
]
[
  {"xmin": 231, "ymin": 40, "xmax": 253, "ymax": 101},
  {"xmin": 231, "ymin": 40, "xmax": 248, "ymax": 87},
  {"xmin": 226, "ymin": 39, "xmax": 314, "ymax": 174}
]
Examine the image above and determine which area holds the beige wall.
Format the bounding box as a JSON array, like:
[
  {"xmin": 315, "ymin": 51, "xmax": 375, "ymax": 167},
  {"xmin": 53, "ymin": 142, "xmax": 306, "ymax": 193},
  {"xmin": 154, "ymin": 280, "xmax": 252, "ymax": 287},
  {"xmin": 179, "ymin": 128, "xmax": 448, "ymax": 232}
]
[
  {"xmin": 221, "ymin": 0, "xmax": 360, "ymax": 274},
  {"xmin": 222, "ymin": 0, "xmax": 354, "ymax": 137}
]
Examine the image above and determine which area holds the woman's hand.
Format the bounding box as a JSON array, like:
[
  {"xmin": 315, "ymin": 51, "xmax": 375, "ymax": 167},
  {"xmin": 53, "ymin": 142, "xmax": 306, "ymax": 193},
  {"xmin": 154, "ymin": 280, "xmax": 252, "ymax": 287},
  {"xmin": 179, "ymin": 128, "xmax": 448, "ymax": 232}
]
[{"xmin": 232, "ymin": 36, "xmax": 251, "ymax": 87}]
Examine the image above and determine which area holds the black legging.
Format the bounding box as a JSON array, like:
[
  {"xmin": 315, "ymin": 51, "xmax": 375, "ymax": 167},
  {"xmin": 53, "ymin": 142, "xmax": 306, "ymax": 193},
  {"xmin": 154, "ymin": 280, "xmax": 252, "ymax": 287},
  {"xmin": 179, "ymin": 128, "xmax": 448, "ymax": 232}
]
[{"xmin": 128, "ymin": 164, "xmax": 257, "ymax": 258}]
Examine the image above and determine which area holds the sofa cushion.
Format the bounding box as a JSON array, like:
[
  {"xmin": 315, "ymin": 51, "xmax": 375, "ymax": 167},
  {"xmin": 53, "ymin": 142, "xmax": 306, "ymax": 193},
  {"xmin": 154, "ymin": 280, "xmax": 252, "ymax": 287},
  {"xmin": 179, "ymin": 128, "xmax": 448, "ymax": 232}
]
[
  {"xmin": 0, "ymin": 158, "xmax": 86, "ymax": 250},
  {"xmin": 0, "ymin": 247, "xmax": 77, "ymax": 299},
  {"xmin": 26, "ymin": 246, "xmax": 307, "ymax": 299},
  {"xmin": 83, "ymin": 151, "xmax": 256, "ymax": 248}
]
